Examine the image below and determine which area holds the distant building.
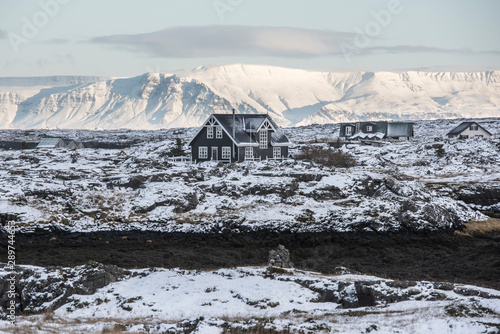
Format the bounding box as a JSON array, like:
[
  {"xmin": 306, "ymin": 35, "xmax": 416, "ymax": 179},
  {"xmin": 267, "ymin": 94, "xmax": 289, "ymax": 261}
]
[
  {"xmin": 36, "ymin": 138, "xmax": 67, "ymax": 149},
  {"xmin": 446, "ymin": 121, "xmax": 492, "ymax": 139},
  {"xmin": 339, "ymin": 121, "xmax": 414, "ymax": 140},
  {"xmin": 36, "ymin": 138, "xmax": 84, "ymax": 149},
  {"xmin": 189, "ymin": 111, "xmax": 292, "ymax": 162},
  {"xmin": 64, "ymin": 140, "xmax": 85, "ymax": 149}
]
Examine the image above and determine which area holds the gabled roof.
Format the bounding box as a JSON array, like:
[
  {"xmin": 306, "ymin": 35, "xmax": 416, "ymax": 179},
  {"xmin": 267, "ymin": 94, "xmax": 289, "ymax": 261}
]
[
  {"xmin": 36, "ymin": 137, "xmax": 66, "ymax": 148},
  {"xmin": 447, "ymin": 122, "xmax": 492, "ymax": 136},
  {"xmin": 189, "ymin": 113, "xmax": 291, "ymax": 146}
]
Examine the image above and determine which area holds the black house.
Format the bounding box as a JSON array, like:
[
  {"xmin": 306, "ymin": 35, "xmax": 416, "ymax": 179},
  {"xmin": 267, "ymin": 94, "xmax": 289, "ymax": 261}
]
[{"xmin": 188, "ymin": 112, "xmax": 292, "ymax": 162}]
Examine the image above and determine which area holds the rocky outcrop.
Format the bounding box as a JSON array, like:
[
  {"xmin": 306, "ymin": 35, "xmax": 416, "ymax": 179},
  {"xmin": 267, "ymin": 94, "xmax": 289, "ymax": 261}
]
[
  {"xmin": 201, "ymin": 179, "xmax": 299, "ymax": 199},
  {"xmin": 0, "ymin": 261, "xmax": 129, "ymax": 315},
  {"xmin": 456, "ymin": 186, "xmax": 500, "ymax": 211},
  {"xmin": 134, "ymin": 192, "xmax": 199, "ymax": 214},
  {"xmin": 427, "ymin": 183, "xmax": 500, "ymax": 218},
  {"xmin": 373, "ymin": 177, "xmax": 476, "ymax": 231},
  {"xmin": 268, "ymin": 245, "xmax": 293, "ymax": 268},
  {"xmin": 297, "ymin": 277, "xmax": 479, "ymax": 309}
]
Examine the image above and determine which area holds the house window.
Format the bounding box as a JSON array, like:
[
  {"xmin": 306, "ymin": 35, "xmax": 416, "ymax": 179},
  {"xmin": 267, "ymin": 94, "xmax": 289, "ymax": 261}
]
[
  {"xmin": 273, "ymin": 147, "xmax": 281, "ymax": 159},
  {"xmin": 207, "ymin": 127, "xmax": 213, "ymax": 139},
  {"xmin": 345, "ymin": 126, "xmax": 352, "ymax": 136},
  {"xmin": 470, "ymin": 125, "xmax": 478, "ymax": 131},
  {"xmin": 366, "ymin": 125, "xmax": 373, "ymax": 132},
  {"xmin": 216, "ymin": 126, "xmax": 223, "ymax": 139},
  {"xmin": 245, "ymin": 147, "xmax": 254, "ymax": 159},
  {"xmin": 222, "ymin": 147, "xmax": 231, "ymax": 160},
  {"xmin": 259, "ymin": 130, "xmax": 268, "ymax": 149},
  {"xmin": 199, "ymin": 146, "xmax": 208, "ymax": 159}
]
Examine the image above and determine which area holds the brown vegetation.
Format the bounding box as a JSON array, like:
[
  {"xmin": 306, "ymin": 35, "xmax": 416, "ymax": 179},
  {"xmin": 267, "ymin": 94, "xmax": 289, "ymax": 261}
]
[{"xmin": 296, "ymin": 145, "xmax": 356, "ymax": 168}]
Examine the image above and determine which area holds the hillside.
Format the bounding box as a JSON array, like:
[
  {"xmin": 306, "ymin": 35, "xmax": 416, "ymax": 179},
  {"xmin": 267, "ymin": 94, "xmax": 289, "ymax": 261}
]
[{"xmin": 0, "ymin": 65, "xmax": 499, "ymax": 129}]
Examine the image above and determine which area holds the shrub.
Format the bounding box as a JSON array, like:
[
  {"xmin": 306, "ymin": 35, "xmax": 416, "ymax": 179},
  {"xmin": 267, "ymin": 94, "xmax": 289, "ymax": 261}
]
[
  {"xmin": 435, "ymin": 144, "xmax": 445, "ymax": 158},
  {"xmin": 296, "ymin": 145, "xmax": 356, "ymax": 167},
  {"xmin": 165, "ymin": 137, "xmax": 185, "ymax": 157}
]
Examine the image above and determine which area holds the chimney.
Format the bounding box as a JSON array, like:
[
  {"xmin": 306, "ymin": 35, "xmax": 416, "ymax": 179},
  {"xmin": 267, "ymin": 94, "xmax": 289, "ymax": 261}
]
[
  {"xmin": 232, "ymin": 108, "xmax": 236, "ymax": 161},
  {"xmin": 232, "ymin": 108, "xmax": 236, "ymax": 139}
]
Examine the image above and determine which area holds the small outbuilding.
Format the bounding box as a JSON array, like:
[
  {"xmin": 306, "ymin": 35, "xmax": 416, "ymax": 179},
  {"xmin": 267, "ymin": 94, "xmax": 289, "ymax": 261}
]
[
  {"xmin": 446, "ymin": 122, "xmax": 492, "ymax": 139},
  {"xmin": 36, "ymin": 138, "xmax": 85, "ymax": 149},
  {"xmin": 63, "ymin": 140, "xmax": 85, "ymax": 149},
  {"xmin": 36, "ymin": 138, "xmax": 67, "ymax": 149}
]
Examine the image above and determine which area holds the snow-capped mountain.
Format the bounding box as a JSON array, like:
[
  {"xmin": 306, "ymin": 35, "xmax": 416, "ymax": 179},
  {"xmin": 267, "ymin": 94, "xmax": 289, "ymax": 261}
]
[{"xmin": 0, "ymin": 64, "xmax": 499, "ymax": 129}]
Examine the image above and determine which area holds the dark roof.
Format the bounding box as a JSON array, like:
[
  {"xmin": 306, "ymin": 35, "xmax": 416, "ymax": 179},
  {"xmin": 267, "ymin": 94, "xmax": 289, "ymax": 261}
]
[
  {"xmin": 447, "ymin": 122, "xmax": 475, "ymax": 135},
  {"xmin": 190, "ymin": 113, "xmax": 291, "ymax": 146},
  {"xmin": 36, "ymin": 137, "xmax": 65, "ymax": 148},
  {"xmin": 447, "ymin": 121, "xmax": 492, "ymax": 136}
]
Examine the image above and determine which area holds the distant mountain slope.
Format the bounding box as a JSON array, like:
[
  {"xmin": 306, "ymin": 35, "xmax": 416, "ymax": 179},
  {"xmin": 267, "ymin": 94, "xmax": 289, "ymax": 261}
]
[
  {"xmin": 0, "ymin": 76, "xmax": 110, "ymax": 87},
  {"xmin": 0, "ymin": 65, "xmax": 498, "ymax": 129}
]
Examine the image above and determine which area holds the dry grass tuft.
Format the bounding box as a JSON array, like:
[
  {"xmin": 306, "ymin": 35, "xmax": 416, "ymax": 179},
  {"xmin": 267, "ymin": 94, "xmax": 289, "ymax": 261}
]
[{"xmin": 456, "ymin": 218, "xmax": 500, "ymax": 237}]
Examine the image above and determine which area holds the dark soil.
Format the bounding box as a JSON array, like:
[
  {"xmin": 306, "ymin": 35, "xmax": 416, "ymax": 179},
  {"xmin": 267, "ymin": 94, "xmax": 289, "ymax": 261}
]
[{"xmin": 2, "ymin": 229, "xmax": 500, "ymax": 290}]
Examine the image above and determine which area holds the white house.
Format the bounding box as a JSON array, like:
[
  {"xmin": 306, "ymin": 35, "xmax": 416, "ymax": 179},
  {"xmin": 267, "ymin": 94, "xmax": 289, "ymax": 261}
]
[{"xmin": 446, "ymin": 122, "xmax": 492, "ymax": 139}]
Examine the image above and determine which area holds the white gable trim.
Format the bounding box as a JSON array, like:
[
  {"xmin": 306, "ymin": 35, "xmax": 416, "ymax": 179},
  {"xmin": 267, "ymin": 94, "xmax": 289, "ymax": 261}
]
[
  {"xmin": 188, "ymin": 115, "xmax": 238, "ymax": 147},
  {"xmin": 256, "ymin": 118, "xmax": 276, "ymax": 133}
]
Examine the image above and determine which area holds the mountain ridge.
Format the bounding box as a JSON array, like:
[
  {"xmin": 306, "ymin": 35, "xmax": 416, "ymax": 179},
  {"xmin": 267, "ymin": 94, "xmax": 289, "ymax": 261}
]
[{"xmin": 0, "ymin": 64, "xmax": 499, "ymax": 129}]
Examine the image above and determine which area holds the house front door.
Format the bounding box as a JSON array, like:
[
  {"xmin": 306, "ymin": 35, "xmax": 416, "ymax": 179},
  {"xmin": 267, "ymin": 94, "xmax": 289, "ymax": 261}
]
[{"xmin": 211, "ymin": 147, "xmax": 218, "ymax": 161}]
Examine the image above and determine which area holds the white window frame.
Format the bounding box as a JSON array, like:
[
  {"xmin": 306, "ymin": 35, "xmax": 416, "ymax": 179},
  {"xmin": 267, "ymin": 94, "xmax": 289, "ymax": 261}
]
[
  {"xmin": 273, "ymin": 147, "xmax": 281, "ymax": 159},
  {"xmin": 366, "ymin": 125, "xmax": 373, "ymax": 132},
  {"xmin": 199, "ymin": 146, "xmax": 208, "ymax": 159},
  {"xmin": 245, "ymin": 147, "xmax": 254, "ymax": 160},
  {"xmin": 216, "ymin": 126, "xmax": 223, "ymax": 139},
  {"xmin": 470, "ymin": 125, "xmax": 478, "ymax": 131},
  {"xmin": 222, "ymin": 146, "xmax": 231, "ymax": 160},
  {"xmin": 259, "ymin": 130, "xmax": 268, "ymax": 149},
  {"xmin": 345, "ymin": 126, "xmax": 352, "ymax": 136},
  {"xmin": 207, "ymin": 127, "xmax": 213, "ymax": 139}
]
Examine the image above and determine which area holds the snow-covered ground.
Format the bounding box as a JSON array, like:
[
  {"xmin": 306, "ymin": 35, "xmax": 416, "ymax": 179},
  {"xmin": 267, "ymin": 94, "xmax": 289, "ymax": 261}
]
[
  {"xmin": 0, "ymin": 118, "xmax": 499, "ymax": 333},
  {"xmin": 0, "ymin": 118, "xmax": 499, "ymax": 234},
  {"xmin": 1, "ymin": 265, "xmax": 499, "ymax": 333}
]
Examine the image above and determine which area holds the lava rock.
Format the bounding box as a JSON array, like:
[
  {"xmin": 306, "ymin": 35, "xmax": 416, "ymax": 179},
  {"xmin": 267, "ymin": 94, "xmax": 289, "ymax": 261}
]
[{"xmin": 267, "ymin": 245, "xmax": 293, "ymax": 268}]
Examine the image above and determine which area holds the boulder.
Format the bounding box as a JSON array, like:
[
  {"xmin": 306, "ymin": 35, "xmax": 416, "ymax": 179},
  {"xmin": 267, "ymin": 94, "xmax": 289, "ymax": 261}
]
[
  {"xmin": 267, "ymin": 245, "xmax": 293, "ymax": 268},
  {"xmin": 0, "ymin": 261, "xmax": 130, "ymax": 315}
]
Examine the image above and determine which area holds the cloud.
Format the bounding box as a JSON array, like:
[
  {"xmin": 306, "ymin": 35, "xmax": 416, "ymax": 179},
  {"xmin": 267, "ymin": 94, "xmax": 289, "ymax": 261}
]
[
  {"xmin": 37, "ymin": 54, "xmax": 75, "ymax": 68},
  {"xmin": 90, "ymin": 25, "xmax": 500, "ymax": 59},
  {"xmin": 90, "ymin": 26, "xmax": 355, "ymax": 58}
]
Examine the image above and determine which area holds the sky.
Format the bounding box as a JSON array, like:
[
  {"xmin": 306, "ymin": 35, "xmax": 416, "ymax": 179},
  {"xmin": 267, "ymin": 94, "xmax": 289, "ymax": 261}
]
[{"xmin": 0, "ymin": 0, "xmax": 499, "ymax": 77}]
